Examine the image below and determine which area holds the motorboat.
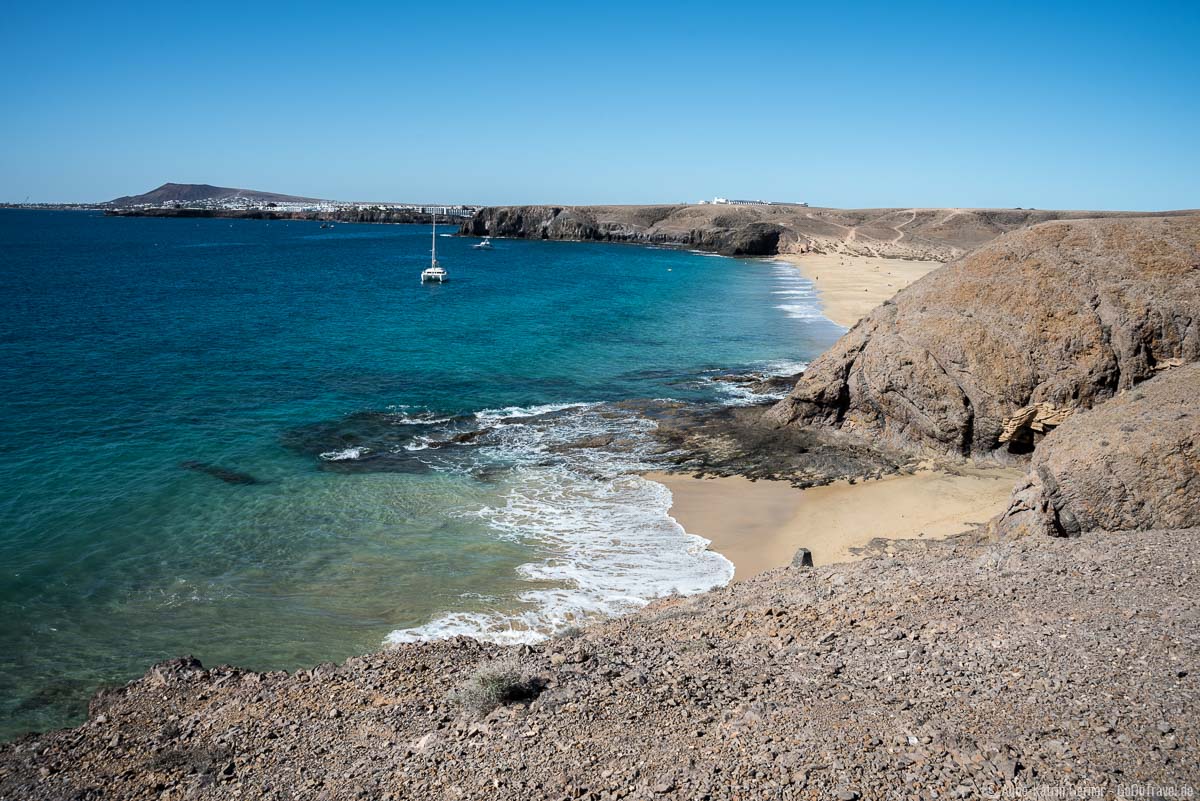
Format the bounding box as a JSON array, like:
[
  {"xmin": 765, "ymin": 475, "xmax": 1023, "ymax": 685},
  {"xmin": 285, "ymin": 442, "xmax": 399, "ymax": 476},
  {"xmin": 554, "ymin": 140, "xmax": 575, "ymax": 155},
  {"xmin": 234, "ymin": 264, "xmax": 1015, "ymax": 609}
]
[{"xmin": 472, "ymin": 237, "xmax": 493, "ymax": 250}]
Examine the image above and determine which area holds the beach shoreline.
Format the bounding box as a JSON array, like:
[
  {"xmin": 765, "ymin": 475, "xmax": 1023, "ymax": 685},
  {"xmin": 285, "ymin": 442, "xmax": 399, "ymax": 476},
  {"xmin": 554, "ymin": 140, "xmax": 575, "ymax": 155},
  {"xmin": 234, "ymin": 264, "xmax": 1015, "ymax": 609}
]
[
  {"xmin": 647, "ymin": 466, "xmax": 1023, "ymax": 580},
  {"xmin": 648, "ymin": 250, "xmax": 998, "ymax": 580},
  {"xmin": 774, "ymin": 252, "xmax": 943, "ymax": 328}
]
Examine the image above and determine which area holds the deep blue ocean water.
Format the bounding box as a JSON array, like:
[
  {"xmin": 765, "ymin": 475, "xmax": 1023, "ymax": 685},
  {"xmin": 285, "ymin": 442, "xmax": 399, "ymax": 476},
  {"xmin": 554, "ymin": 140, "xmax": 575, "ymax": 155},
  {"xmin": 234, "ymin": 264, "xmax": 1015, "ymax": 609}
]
[{"xmin": 0, "ymin": 210, "xmax": 841, "ymax": 738}]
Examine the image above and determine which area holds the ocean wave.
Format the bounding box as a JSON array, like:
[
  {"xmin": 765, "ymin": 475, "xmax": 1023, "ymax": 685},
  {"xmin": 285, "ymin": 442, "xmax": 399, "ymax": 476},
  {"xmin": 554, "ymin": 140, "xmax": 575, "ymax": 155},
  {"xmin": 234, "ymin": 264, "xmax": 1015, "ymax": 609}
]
[
  {"xmin": 320, "ymin": 446, "xmax": 371, "ymax": 461},
  {"xmin": 387, "ymin": 474, "xmax": 732, "ymax": 645},
  {"xmin": 474, "ymin": 402, "xmax": 600, "ymax": 424},
  {"xmin": 759, "ymin": 359, "xmax": 808, "ymax": 376},
  {"xmin": 704, "ymin": 359, "xmax": 806, "ymax": 406},
  {"xmin": 385, "ymin": 402, "xmax": 733, "ymax": 645},
  {"xmin": 382, "ymin": 407, "xmax": 458, "ymax": 425},
  {"xmin": 775, "ymin": 303, "xmax": 825, "ymax": 320},
  {"xmin": 711, "ymin": 382, "xmax": 791, "ymax": 406}
]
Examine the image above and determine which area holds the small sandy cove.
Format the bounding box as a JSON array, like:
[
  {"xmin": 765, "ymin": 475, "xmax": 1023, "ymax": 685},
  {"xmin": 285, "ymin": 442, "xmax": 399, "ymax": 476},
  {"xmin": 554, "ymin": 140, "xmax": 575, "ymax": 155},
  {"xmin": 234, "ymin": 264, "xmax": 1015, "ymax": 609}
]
[
  {"xmin": 647, "ymin": 250, "xmax": 1015, "ymax": 579},
  {"xmin": 648, "ymin": 467, "xmax": 1022, "ymax": 579},
  {"xmin": 774, "ymin": 252, "xmax": 943, "ymax": 327}
]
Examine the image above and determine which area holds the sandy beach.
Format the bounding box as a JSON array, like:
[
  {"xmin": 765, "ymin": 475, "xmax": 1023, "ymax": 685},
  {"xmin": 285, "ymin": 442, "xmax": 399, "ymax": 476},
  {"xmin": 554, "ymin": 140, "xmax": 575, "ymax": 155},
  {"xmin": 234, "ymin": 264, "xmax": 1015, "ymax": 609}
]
[
  {"xmin": 649, "ymin": 467, "xmax": 1022, "ymax": 579},
  {"xmin": 640, "ymin": 250, "xmax": 1012, "ymax": 581},
  {"xmin": 643, "ymin": 249, "xmax": 998, "ymax": 578},
  {"xmin": 775, "ymin": 252, "xmax": 943, "ymax": 327}
]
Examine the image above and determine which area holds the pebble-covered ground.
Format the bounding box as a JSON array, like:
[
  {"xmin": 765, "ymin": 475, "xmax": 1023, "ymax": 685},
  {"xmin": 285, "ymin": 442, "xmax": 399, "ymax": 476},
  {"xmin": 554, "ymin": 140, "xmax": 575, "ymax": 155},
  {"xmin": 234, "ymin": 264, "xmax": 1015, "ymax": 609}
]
[{"xmin": 2, "ymin": 528, "xmax": 1197, "ymax": 800}]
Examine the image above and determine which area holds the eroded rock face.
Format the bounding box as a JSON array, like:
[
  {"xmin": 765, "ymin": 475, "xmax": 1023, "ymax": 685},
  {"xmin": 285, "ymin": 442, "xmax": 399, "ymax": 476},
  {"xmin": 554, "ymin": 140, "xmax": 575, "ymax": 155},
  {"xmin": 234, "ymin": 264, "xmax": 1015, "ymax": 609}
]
[
  {"xmin": 462, "ymin": 204, "xmax": 1198, "ymax": 260},
  {"xmin": 767, "ymin": 216, "xmax": 1200, "ymax": 458},
  {"xmin": 461, "ymin": 205, "xmax": 788, "ymax": 256},
  {"xmin": 994, "ymin": 363, "xmax": 1200, "ymax": 537}
]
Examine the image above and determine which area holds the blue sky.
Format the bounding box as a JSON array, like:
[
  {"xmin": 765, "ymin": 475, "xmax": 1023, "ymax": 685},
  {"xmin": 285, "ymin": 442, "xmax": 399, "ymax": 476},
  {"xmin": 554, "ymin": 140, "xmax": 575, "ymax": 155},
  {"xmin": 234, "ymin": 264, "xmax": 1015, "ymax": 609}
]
[{"xmin": 2, "ymin": 1, "xmax": 1197, "ymax": 209}]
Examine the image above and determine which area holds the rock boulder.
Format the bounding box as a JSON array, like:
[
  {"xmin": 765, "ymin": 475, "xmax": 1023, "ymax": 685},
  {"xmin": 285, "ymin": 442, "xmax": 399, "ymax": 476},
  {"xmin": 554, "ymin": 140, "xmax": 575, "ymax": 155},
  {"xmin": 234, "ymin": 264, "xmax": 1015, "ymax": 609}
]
[
  {"xmin": 993, "ymin": 363, "xmax": 1200, "ymax": 537},
  {"xmin": 767, "ymin": 216, "xmax": 1200, "ymax": 458}
]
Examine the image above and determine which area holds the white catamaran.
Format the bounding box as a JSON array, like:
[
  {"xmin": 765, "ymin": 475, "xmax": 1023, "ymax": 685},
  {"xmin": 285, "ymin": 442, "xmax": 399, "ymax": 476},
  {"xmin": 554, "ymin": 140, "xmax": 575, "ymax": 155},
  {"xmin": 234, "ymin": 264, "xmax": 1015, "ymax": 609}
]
[{"xmin": 420, "ymin": 215, "xmax": 448, "ymax": 283}]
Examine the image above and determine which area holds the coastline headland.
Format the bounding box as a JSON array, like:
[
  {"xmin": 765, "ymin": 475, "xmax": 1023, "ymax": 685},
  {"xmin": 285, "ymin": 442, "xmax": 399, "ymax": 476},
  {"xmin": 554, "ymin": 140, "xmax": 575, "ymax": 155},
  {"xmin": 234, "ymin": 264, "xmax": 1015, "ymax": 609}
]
[
  {"xmin": 103, "ymin": 206, "xmax": 460, "ymax": 226},
  {"xmin": 97, "ymin": 182, "xmax": 478, "ymax": 227},
  {"xmin": 3, "ymin": 210, "xmax": 1199, "ymax": 799},
  {"xmin": 459, "ymin": 203, "xmax": 1198, "ymax": 259}
]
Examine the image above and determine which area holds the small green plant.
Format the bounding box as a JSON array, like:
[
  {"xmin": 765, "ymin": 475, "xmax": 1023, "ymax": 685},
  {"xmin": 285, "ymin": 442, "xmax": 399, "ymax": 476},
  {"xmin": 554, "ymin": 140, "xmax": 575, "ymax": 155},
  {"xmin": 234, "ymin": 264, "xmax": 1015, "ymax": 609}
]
[{"xmin": 451, "ymin": 657, "xmax": 535, "ymax": 718}]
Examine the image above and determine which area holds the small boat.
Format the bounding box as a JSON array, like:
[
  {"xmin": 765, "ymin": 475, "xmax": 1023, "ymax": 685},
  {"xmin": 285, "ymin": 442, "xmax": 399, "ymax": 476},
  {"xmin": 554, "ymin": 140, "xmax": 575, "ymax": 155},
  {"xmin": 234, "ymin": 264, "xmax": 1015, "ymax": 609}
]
[
  {"xmin": 473, "ymin": 237, "xmax": 494, "ymax": 250},
  {"xmin": 421, "ymin": 216, "xmax": 448, "ymax": 282}
]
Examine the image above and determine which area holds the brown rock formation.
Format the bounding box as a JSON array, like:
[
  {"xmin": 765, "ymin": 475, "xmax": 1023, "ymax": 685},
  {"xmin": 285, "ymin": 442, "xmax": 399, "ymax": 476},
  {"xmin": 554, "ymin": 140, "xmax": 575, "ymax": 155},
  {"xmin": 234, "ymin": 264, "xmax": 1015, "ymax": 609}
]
[
  {"xmin": 461, "ymin": 204, "xmax": 1198, "ymax": 260},
  {"xmin": 994, "ymin": 363, "xmax": 1200, "ymax": 537},
  {"xmin": 766, "ymin": 216, "xmax": 1200, "ymax": 458}
]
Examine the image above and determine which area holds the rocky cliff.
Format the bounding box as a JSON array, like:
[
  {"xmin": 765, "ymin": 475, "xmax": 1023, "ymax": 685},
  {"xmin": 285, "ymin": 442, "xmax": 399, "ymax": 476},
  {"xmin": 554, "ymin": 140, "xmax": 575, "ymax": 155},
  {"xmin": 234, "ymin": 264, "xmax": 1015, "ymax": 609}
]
[
  {"xmin": 766, "ymin": 216, "xmax": 1200, "ymax": 458},
  {"xmin": 461, "ymin": 204, "xmax": 1198, "ymax": 260},
  {"xmin": 994, "ymin": 362, "xmax": 1200, "ymax": 537}
]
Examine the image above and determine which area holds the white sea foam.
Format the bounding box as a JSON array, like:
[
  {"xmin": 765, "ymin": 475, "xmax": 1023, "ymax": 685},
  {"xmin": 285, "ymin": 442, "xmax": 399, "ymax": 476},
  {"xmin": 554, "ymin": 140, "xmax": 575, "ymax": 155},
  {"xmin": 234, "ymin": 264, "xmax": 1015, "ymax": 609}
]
[
  {"xmin": 760, "ymin": 359, "xmax": 808, "ymax": 376},
  {"xmin": 320, "ymin": 446, "xmax": 370, "ymax": 461},
  {"xmin": 706, "ymin": 359, "xmax": 807, "ymax": 406},
  {"xmin": 474, "ymin": 402, "xmax": 599, "ymax": 424},
  {"xmin": 775, "ymin": 303, "xmax": 825, "ymax": 320},
  {"xmin": 712, "ymin": 383, "xmax": 777, "ymax": 406},
  {"xmin": 385, "ymin": 403, "xmax": 734, "ymax": 645},
  {"xmin": 382, "ymin": 407, "xmax": 456, "ymax": 425}
]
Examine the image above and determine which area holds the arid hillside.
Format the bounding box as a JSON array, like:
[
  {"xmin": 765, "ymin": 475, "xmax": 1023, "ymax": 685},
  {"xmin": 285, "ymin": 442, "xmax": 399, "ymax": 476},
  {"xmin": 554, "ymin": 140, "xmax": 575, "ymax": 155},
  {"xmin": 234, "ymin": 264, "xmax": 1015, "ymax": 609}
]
[{"xmin": 462, "ymin": 204, "xmax": 1198, "ymax": 259}]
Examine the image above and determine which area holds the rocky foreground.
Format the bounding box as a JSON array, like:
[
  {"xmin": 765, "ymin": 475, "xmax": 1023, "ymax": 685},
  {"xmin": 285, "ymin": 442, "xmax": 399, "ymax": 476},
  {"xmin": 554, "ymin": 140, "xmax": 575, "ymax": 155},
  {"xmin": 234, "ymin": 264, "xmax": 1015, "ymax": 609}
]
[{"xmin": 2, "ymin": 528, "xmax": 1196, "ymax": 800}]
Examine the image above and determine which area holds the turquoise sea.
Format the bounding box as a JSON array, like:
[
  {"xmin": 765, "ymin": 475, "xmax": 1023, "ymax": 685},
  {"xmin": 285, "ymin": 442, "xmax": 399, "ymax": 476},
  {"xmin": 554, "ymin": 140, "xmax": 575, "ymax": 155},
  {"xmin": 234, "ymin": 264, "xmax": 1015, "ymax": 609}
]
[{"xmin": 0, "ymin": 210, "xmax": 841, "ymax": 739}]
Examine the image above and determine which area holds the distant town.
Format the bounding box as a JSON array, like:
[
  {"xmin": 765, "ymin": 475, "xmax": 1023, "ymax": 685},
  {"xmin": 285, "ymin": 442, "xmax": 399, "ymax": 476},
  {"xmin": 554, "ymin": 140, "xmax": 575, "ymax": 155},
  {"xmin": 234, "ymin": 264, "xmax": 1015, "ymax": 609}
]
[
  {"xmin": 121, "ymin": 197, "xmax": 481, "ymax": 218},
  {"xmin": 694, "ymin": 197, "xmax": 809, "ymax": 207}
]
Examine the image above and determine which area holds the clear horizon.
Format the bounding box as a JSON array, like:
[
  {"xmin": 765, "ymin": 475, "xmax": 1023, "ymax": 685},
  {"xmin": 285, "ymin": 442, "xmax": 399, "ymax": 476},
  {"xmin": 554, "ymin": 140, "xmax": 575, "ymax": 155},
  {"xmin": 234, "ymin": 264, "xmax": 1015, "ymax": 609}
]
[{"xmin": 2, "ymin": 1, "xmax": 1198, "ymax": 210}]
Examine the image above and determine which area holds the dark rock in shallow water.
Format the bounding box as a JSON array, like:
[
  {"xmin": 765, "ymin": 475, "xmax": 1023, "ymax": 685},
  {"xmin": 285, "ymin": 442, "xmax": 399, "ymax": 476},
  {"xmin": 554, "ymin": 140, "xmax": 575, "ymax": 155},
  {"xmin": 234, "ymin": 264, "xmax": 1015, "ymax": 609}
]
[
  {"xmin": 548, "ymin": 434, "xmax": 615, "ymax": 453},
  {"xmin": 649, "ymin": 403, "xmax": 913, "ymax": 487},
  {"xmin": 280, "ymin": 411, "xmax": 479, "ymax": 474},
  {"xmin": 711, "ymin": 370, "xmax": 804, "ymax": 397},
  {"xmin": 179, "ymin": 461, "xmax": 260, "ymax": 485}
]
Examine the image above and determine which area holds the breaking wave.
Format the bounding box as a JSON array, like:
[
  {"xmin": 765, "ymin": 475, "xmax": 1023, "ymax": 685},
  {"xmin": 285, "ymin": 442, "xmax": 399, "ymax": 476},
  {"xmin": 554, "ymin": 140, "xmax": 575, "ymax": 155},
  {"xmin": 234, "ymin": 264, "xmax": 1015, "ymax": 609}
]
[{"xmin": 384, "ymin": 402, "xmax": 733, "ymax": 644}]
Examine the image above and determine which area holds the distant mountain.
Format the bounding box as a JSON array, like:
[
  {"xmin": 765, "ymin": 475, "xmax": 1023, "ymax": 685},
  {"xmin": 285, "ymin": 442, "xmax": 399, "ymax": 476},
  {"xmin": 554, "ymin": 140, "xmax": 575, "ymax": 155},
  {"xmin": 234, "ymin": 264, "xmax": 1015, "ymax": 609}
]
[{"xmin": 105, "ymin": 183, "xmax": 326, "ymax": 207}]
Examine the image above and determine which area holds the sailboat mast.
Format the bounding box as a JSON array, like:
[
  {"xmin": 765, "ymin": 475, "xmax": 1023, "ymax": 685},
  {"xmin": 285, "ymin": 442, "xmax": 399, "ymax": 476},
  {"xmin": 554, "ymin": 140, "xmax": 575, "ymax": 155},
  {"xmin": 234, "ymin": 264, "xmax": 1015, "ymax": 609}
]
[{"xmin": 431, "ymin": 212, "xmax": 437, "ymax": 265}]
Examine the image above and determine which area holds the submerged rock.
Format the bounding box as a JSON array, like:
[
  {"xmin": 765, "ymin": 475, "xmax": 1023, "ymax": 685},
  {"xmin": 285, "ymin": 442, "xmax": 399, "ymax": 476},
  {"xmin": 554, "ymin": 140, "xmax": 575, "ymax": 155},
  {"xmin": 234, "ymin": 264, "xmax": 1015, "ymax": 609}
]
[
  {"xmin": 179, "ymin": 461, "xmax": 260, "ymax": 485},
  {"xmin": 280, "ymin": 411, "xmax": 477, "ymax": 473}
]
